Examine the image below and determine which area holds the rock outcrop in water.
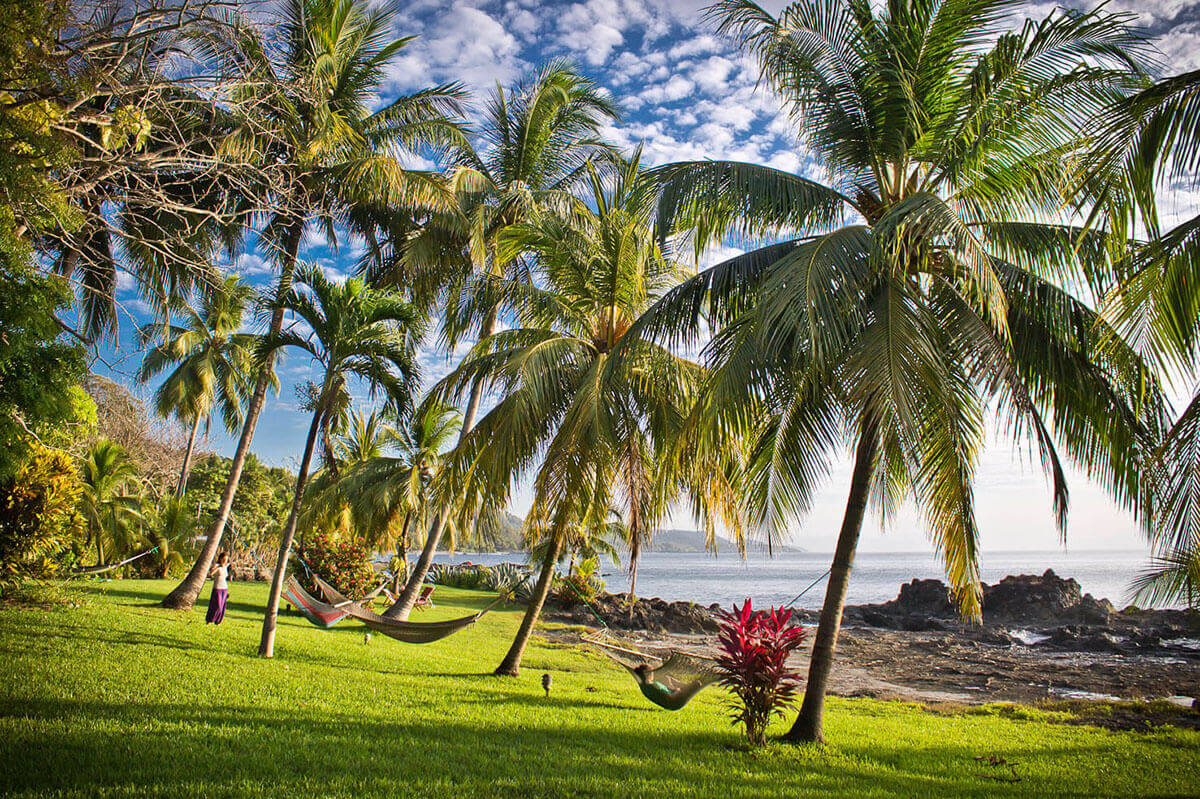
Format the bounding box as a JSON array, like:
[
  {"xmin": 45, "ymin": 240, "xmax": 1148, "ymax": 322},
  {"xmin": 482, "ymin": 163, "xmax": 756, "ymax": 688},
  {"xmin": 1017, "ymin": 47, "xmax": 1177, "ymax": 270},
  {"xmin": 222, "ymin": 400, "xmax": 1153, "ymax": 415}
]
[
  {"xmin": 845, "ymin": 569, "xmax": 1115, "ymax": 629},
  {"xmin": 548, "ymin": 569, "xmax": 1199, "ymax": 655}
]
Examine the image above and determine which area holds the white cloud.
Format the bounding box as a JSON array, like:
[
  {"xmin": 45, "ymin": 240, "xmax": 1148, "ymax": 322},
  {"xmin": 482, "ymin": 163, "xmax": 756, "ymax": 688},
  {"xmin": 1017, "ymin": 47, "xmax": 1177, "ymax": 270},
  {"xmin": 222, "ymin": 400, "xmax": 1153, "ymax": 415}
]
[
  {"xmin": 692, "ymin": 55, "xmax": 736, "ymax": 93},
  {"xmin": 641, "ymin": 73, "xmax": 694, "ymax": 103},
  {"xmin": 233, "ymin": 253, "xmax": 272, "ymax": 277}
]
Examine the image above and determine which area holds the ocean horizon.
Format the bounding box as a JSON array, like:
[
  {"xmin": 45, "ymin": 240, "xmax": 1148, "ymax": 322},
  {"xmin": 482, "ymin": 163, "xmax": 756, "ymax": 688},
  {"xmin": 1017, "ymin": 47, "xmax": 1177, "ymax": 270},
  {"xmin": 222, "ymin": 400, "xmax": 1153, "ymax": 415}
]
[{"xmin": 429, "ymin": 549, "xmax": 1165, "ymax": 610}]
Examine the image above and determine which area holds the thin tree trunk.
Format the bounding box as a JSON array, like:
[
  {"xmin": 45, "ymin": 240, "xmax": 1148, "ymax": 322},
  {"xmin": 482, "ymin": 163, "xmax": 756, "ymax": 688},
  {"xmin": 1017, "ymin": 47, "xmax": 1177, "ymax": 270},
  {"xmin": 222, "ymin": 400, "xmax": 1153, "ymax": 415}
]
[
  {"xmin": 784, "ymin": 421, "xmax": 879, "ymax": 744},
  {"xmin": 495, "ymin": 534, "xmax": 562, "ymax": 677},
  {"xmin": 175, "ymin": 414, "xmax": 202, "ymax": 500},
  {"xmin": 259, "ymin": 408, "xmax": 324, "ymax": 658},
  {"xmin": 383, "ymin": 304, "xmax": 498, "ymax": 619},
  {"xmin": 162, "ymin": 220, "xmax": 304, "ymax": 610}
]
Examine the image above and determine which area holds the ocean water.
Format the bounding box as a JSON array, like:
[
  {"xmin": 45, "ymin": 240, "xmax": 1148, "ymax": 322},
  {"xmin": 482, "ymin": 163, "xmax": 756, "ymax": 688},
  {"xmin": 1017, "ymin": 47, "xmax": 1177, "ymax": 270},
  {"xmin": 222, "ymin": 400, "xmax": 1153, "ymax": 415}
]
[{"xmin": 431, "ymin": 549, "xmax": 1162, "ymax": 609}]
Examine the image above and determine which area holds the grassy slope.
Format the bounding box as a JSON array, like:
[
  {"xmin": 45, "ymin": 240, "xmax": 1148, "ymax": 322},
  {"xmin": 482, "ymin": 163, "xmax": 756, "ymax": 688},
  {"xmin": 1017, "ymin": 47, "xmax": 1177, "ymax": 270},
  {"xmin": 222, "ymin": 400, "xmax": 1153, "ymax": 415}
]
[{"xmin": 0, "ymin": 581, "xmax": 1195, "ymax": 798}]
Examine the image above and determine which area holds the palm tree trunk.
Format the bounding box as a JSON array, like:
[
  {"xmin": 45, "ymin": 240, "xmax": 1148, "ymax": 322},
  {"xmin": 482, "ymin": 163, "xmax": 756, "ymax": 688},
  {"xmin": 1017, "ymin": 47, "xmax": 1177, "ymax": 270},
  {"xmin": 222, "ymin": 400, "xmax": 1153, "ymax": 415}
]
[
  {"xmin": 162, "ymin": 220, "xmax": 304, "ymax": 610},
  {"xmin": 495, "ymin": 534, "xmax": 562, "ymax": 677},
  {"xmin": 382, "ymin": 305, "xmax": 499, "ymax": 619},
  {"xmin": 175, "ymin": 414, "xmax": 202, "ymax": 500},
  {"xmin": 783, "ymin": 421, "xmax": 879, "ymax": 744},
  {"xmin": 259, "ymin": 408, "xmax": 324, "ymax": 658}
]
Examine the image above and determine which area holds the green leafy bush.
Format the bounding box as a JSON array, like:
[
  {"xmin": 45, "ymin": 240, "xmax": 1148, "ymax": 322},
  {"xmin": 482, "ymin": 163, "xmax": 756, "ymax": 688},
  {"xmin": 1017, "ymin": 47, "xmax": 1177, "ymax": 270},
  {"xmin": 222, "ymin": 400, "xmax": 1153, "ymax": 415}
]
[
  {"xmin": 0, "ymin": 441, "xmax": 85, "ymax": 587},
  {"xmin": 294, "ymin": 530, "xmax": 377, "ymax": 599},
  {"xmin": 553, "ymin": 556, "xmax": 603, "ymax": 604}
]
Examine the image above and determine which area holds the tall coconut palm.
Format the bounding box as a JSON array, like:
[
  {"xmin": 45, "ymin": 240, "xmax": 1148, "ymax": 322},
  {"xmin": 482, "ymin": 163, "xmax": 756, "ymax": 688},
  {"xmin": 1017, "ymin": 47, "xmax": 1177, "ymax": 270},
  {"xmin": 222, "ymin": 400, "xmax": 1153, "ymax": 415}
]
[
  {"xmin": 138, "ymin": 274, "xmax": 260, "ymax": 500},
  {"xmin": 436, "ymin": 155, "xmax": 742, "ymax": 676},
  {"xmin": 79, "ymin": 439, "xmax": 144, "ymax": 568},
  {"xmin": 1096, "ymin": 70, "xmax": 1200, "ymax": 606},
  {"xmin": 162, "ymin": 0, "xmax": 466, "ymax": 610},
  {"xmin": 374, "ymin": 62, "xmax": 621, "ymax": 620},
  {"xmin": 643, "ymin": 0, "xmax": 1165, "ymax": 742},
  {"xmin": 257, "ymin": 265, "xmax": 422, "ymax": 658}
]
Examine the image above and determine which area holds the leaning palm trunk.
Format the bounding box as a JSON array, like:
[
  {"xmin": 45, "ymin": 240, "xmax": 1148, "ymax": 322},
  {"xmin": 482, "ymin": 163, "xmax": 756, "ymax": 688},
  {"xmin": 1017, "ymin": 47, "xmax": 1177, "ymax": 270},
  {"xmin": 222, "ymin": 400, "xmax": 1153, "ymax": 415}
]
[
  {"xmin": 175, "ymin": 414, "xmax": 202, "ymax": 500},
  {"xmin": 259, "ymin": 405, "xmax": 324, "ymax": 657},
  {"xmin": 383, "ymin": 306, "xmax": 497, "ymax": 620},
  {"xmin": 495, "ymin": 535, "xmax": 562, "ymax": 677},
  {"xmin": 784, "ymin": 422, "xmax": 879, "ymax": 744},
  {"xmin": 162, "ymin": 221, "xmax": 303, "ymax": 610}
]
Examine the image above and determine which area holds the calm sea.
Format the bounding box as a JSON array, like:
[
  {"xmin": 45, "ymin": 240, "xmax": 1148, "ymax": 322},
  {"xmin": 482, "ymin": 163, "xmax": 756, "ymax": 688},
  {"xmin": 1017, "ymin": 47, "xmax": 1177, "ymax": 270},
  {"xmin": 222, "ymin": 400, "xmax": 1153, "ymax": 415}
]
[{"xmin": 431, "ymin": 549, "xmax": 1162, "ymax": 609}]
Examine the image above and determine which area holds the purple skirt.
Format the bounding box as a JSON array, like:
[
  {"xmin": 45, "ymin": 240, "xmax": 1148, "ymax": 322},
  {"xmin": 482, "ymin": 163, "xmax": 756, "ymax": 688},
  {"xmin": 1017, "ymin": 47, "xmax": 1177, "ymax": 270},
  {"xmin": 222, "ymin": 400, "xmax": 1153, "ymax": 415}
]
[{"xmin": 206, "ymin": 587, "xmax": 228, "ymax": 624}]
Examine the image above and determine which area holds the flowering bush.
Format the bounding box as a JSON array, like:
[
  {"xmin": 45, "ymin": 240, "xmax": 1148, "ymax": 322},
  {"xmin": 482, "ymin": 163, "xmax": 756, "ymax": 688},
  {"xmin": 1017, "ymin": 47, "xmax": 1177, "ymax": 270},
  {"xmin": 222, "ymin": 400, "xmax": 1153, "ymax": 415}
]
[
  {"xmin": 294, "ymin": 530, "xmax": 377, "ymax": 600},
  {"xmin": 715, "ymin": 600, "xmax": 806, "ymax": 745}
]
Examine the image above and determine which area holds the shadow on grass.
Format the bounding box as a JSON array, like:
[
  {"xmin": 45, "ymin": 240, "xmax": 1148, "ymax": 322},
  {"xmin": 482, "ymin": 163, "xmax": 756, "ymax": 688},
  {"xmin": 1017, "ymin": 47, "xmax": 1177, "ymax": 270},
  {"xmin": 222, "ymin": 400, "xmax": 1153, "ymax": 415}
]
[{"xmin": 0, "ymin": 698, "xmax": 1033, "ymax": 798}]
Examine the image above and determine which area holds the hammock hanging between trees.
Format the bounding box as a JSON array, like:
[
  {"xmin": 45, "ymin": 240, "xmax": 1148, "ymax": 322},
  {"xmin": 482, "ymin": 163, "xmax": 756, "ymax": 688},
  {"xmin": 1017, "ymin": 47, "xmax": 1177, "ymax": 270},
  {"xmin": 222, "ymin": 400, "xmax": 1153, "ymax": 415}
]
[
  {"xmin": 587, "ymin": 635, "xmax": 723, "ymax": 710},
  {"xmin": 313, "ymin": 575, "xmax": 503, "ymax": 644},
  {"xmin": 73, "ymin": 549, "xmax": 159, "ymax": 577},
  {"xmin": 285, "ymin": 576, "xmax": 349, "ymax": 627}
]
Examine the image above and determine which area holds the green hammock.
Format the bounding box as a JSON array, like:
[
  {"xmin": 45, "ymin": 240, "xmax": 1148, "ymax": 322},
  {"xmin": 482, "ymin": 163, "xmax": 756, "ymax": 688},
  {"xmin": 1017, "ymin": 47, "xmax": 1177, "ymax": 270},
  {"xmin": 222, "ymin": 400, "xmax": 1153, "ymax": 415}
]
[
  {"xmin": 314, "ymin": 575, "xmax": 501, "ymax": 645},
  {"xmin": 589, "ymin": 636, "xmax": 722, "ymax": 710}
]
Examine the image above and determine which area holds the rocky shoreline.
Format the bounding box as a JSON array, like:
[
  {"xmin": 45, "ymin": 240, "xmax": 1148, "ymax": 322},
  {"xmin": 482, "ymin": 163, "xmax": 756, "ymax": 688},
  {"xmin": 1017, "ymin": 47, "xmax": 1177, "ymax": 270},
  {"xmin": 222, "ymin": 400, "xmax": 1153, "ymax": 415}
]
[
  {"xmin": 549, "ymin": 570, "xmax": 1198, "ymax": 657},
  {"xmin": 546, "ymin": 570, "xmax": 1200, "ymax": 711}
]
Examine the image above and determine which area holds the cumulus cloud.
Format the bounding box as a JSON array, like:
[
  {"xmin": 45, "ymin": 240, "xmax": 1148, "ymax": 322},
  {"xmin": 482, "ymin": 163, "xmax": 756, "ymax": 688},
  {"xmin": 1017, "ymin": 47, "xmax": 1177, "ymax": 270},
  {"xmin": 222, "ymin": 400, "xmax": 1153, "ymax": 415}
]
[{"xmin": 641, "ymin": 73, "xmax": 695, "ymax": 103}]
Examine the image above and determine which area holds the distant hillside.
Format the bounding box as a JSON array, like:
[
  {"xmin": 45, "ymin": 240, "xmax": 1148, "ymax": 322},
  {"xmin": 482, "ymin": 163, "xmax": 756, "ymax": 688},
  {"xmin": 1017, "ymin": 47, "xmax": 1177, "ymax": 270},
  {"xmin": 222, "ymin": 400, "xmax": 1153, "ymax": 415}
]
[
  {"xmin": 463, "ymin": 519, "xmax": 803, "ymax": 554},
  {"xmin": 647, "ymin": 528, "xmax": 805, "ymax": 554},
  {"xmin": 469, "ymin": 511, "xmax": 526, "ymax": 552}
]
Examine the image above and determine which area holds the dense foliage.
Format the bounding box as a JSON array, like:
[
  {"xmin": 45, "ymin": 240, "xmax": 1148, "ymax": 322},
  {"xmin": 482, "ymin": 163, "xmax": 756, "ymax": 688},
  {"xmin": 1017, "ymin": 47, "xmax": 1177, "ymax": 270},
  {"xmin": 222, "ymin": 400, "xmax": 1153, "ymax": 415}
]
[
  {"xmin": 0, "ymin": 442, "xmax": 85, "ymax": 586},
  {"xmin": 294, "ymin": 530, "xmax": 377, "ymax": 601},
  {"xmin": 0, "ymin": 268, "xmax": 88, "ymax": 479},
  {"xmin": 715, "ymin": 601, "xmax": 806, "ymax": 746}
]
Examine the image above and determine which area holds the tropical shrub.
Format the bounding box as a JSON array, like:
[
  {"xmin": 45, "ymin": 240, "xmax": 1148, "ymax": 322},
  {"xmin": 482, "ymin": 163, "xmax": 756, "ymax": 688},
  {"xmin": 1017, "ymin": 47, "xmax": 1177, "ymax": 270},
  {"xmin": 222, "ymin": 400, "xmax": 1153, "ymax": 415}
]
[
  {"xmin": 294, "ymin": 530, "xmax": 377, "ymax": 600},
  {"xmin": 0, "ymin": 441, "xmax": 85, "ymax": 587},
  {"xmin": 553, "ymin": 556, "xmax": 604, "ymax": 605},
  {"xmin": 427, "ymin": 562, "xmax": 537, "ymax": 600},
  {"xmin": 715, "ymin": 601, "xmax": 806, "ymax": 746}
]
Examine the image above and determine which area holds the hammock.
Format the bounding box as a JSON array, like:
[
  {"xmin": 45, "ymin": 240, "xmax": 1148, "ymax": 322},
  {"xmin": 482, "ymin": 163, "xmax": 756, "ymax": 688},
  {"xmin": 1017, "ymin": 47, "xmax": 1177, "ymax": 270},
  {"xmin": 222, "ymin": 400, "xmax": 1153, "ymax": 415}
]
[
  {"xmin": 314, "ymin": 575, "xmax": 502, "ymax": 645},
  {"xmin": 286, "ymin": 575, "xmax": 387, "ymax": 628},
  {"xmin": 73, "ymin": 546, "xmax": 162, "ymax": 577},
  {"xmin": 588, "ymin": 635, "xmax": 723, "ymax": 710},
  {"xmin": 284, "ymin": 576, "xmax": 355, "ymax": 628}
]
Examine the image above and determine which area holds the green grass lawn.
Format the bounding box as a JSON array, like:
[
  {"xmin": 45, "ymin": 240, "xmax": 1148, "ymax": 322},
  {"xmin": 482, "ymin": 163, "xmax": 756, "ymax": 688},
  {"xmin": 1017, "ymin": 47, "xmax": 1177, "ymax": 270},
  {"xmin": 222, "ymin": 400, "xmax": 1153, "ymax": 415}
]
[{"xmin": 1, "ymin": 580, "xmax": 1196, "ymax": 797}]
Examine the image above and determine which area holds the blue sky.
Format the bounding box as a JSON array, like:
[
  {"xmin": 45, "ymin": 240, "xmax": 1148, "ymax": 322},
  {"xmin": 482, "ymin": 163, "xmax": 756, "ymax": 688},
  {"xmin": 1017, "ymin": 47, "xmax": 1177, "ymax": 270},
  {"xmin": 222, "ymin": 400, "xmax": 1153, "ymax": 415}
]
[{"xmin": 96, "ymin": 0, "xmax": 1200, "ymax": 554}]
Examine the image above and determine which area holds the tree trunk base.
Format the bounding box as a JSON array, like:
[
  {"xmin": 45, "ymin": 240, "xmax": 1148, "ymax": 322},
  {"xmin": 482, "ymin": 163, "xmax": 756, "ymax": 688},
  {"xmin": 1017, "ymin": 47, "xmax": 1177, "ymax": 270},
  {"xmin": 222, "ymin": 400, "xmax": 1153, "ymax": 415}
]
[
  {"xmin": 780, "ymin": 727, "xmax": 824, "ymax": 745},
  {"xmin": 161, "ymin": 584, "xmax": 199, "ymax": 610},
  {"xmin": 493, "ymin": 664, "xmax": 519, "ymax": 677}
]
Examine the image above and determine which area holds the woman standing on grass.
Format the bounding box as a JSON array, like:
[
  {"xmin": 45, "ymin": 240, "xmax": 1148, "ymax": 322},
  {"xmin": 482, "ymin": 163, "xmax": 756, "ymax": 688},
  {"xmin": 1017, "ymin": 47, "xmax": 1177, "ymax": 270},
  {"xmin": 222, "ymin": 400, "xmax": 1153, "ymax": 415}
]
[{"xmin": 205, "ymin": 552, "xmax": 229, "ymax": 625}]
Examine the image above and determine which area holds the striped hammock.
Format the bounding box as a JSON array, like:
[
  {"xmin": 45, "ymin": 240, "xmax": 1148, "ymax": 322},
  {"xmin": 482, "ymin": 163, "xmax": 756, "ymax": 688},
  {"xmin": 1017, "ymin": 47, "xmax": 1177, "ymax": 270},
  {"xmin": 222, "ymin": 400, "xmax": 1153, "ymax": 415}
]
[
  {"xmin": 284, "ymin": 576, "xmax": 353, "ymax": 628},
  {"xmin": 314, "ymin": 574, "xmax": 502, "ymax": 644}
]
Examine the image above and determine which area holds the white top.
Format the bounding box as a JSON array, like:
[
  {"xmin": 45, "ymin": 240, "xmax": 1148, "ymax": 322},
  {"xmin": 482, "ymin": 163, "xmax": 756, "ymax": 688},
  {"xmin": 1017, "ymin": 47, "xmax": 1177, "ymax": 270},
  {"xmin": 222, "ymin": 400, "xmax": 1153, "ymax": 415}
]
[{"xmin": 213, "ymin": 564, "xmax": 228, "ymax": 591}]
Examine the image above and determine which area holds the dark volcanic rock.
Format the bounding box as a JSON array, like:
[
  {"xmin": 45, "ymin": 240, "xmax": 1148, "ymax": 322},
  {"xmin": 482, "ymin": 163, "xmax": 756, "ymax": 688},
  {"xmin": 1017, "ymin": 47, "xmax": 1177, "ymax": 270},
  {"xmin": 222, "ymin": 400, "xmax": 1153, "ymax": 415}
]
[
  {"xmin": 984, "ymin": 570, "xmax": 1113, "ymax": 625},
  {"xmin": 855, "ymin": 569, "xmax": 1116, "ymax": 629},
  {"xmin": 549, "ymin": 592, "xmax": 719, "ymax": 634}
]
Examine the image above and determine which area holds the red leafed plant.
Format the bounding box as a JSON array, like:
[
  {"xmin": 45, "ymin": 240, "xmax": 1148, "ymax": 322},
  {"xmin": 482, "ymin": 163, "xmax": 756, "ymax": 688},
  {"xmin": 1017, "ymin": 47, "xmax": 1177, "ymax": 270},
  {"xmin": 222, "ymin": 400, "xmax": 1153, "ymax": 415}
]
[{"xmin": 715, "ymin": 600, "xmax": 806, "ymax": 745}]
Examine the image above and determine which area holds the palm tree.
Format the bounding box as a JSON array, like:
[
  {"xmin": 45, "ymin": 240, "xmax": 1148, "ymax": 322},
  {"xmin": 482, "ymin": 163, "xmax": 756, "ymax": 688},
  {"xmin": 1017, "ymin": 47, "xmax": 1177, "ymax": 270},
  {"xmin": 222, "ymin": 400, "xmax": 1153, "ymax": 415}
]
[
  {"xmin": 138, "ymin": 274, "xmax": 260, "ymax": 500},
  {"xmin": 436, "ymin": 156, "xmax": 741, "ymax": 676},
  {"xmin": 162, "ymin": 0, "xmax": 466, "ymax": 610},
  {"xmin": 643, "ymin": 0, "xmax": 1164, "ymax": 742},
  {"xmin": 310, "ymin": 399, "xmax": 462, "ymax": 586},
  {"xmin": 1096, "ymin": 70, "xmax": 1200, "ymax": 606},
  {"xmin": 79, "ymin": 440, "xmax": 143, "ymax": 568},
  {"xmin": 257, "ymin": 265, "xmax": 422, "ymax": 658},
  {"xmin": 374, "ymin": 62, "xmax": 621, "ymax": 620}
]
